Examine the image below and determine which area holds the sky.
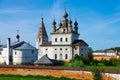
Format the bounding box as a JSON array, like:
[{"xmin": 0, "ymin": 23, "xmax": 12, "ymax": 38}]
[{"xmin": 0, "ymin": 0, "xmax": 120, "ymax": 50}]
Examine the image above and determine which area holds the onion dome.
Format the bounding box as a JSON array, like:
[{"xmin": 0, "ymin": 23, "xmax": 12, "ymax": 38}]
[
  {"xmin": 74, "ymin": 20, "xmax": 78, "ymax": 26},
  {"xmin": 52, "ymin": 19, "xmax": 56, "ymax": 25},
  {"xmin": 68, "ymin": 19, "xmax": 72, "ymax": 24},
  {"xmin": 63, "ymin": 9, "xmax": 68, "ymax": 19},
  {"xmin": 16, "ymin": 34, "xmax": 20, "ymax": 39}
]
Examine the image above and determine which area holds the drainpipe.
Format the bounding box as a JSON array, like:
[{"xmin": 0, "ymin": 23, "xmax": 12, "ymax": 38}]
[{"xmin": 6, "ymin": 38, "xmax": 10, "ymax": 65}]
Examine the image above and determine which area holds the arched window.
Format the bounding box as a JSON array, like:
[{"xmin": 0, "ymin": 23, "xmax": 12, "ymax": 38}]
[
  {"xmin": 60, "ymin": 54, "xmax": 62, "ymax": 60},
  {"xmin": 55, "ymin": 38, "xmax": 57, "ymax": 42},
  {"xmin": 65, "ymin": 54, "xmax": 68, "ymax": 59},
  {"xmin": 55, "ymin": 54, "xmax": 57, "ymax": 60},
  {"xmin": 60, "ymin": 38, "xmax": 62, "ymax": 42},
  {"xmin": 65, "ymin": 38, "xmax": 68, "ymax": 42}
]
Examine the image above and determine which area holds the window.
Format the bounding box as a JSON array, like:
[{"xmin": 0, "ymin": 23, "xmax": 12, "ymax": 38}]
[
  {"xmin": 64, "ymin": 29, "xmax": 66, "ymax": 32},
  {"xmin": 46, "ymin": 48, "xmax": 48, "ymax": 50},
  {"xmin": 60, "ymin": 54, "xmax": 62, "ymax": 60},
  {"xmin": 60, "ymin": 48, "xmax": 62, "ymax": 50},
  {"xmin": 55, "ymin": 54, "xmax": 57, "ymax": 60},
  {"xmin": 55, "ymin": 48, "xmax": 57, "ymax": 50},
  {"xmin": 65, "ymin": 54, "xmax": 68, "ymax": 59},
  {"xmin": 65, "ymin": 38, "xmax": 68, "ymax": 42},
  {"xmin": 81, "ymin": 48, "xmax": 83, "ymax": 50},
  {"xmin": 32, "ymin": 50, "xmax": 34, "ymax": 53},
  {"xmin": 15, "ymin": 52, "xmax": 17, "ymax": 55},
  {"xmin": 75, "ymin": 47, "xmax": 77, "ymax": 50},
  {"xmin": 81, "ymin": 54, "xmax": 83, "ymax": 56},
  {"xmin": 65, "ymin": 48, "xmax": 68, "ymax": 50},
  {"xmin": 0, "ymin": 52, "xmax": 1, "ymax": 55},
  {"xmin": 60, "ymin": 38, "xmax": 62, "ymax": 42},
  {"xmin": 55, "ymin": 38, "xmax": 57, "ymax": 42}
]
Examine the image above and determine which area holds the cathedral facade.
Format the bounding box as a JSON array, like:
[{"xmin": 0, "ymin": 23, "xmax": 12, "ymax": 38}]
[{"xmin": 36, "ymin": 10, "xmax": 89, "ymax": 61}]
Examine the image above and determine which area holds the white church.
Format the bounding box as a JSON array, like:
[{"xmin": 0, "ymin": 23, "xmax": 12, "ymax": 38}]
[
  {"xmin": 36, "ymin": 10, "xmax": 89, "ymax": 61},
  {"xmin": 0, "ymin": 33, "xmax": 38, "ymax": 65}
]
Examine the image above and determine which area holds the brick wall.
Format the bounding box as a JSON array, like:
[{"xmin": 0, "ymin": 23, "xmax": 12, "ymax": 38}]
[{"xmin": 0, "ymin": 66, "xmax": 117, "ymax": 80}]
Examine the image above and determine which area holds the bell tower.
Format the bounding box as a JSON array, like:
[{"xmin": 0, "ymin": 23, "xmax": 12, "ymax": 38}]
[{"xmin": 36, "ymin": 18, "xmax": 48, "ymax": 48}]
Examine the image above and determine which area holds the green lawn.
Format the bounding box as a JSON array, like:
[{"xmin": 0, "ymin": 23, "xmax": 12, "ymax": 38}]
[
  {"xmin": 85, "ymin": 65, "xmax": 120, "ymax": 70},
  {"xmin": 0, "ymin": 74, "xmax": 76, "ymax": 80}
]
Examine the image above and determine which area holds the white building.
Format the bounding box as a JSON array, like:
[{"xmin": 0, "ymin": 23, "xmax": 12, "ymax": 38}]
[
  {"xmin": 93, "ymin": 50, "xmax": 119, "ymax": 60},
  {"xmin": 0, "ymin": 33, "xmax": 38, "ymax": 65},
  {"xmin": 36, "ymin": 10, "xmax": 89, "ymax": 61}
]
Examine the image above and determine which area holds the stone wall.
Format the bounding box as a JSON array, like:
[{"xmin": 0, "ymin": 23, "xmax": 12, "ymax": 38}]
[{"xmin": 0, "ymin": 66, "xmax": 118, "ymax": 80}]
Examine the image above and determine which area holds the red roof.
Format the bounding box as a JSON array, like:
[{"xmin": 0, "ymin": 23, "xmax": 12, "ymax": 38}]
[
  {"xmin": 41, "ymin": 42, "xmax": 52, "ymax": 46},
  {"xmin": 72, "ymin": 40, "xmax": 88, "ymax": 46},
  {"xmin": 40, "ymin": 40, "xmax": 88, "ymax": 46}
]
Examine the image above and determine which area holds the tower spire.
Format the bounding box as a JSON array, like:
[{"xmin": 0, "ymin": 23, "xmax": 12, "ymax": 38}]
[
  {"xmin": 52, "ymin": 18, "xmax": 56, "ymax": 33},
  {"xmin": 63, "ymin": 7, "xmax": 68, "ymax": 19},
  {"xmin": 74, "ymin": 19, "xmax": 78, "ymax": 33},
  {"xmin": 36, "ymin": 18, "xmax": 48, "ymax": 47}
]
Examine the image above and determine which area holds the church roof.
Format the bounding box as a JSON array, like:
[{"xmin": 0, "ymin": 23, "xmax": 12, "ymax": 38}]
[
  {"xmin": 40, "ymin": 41, "xmax": 52, "ymax": 46},
  {"xmin": 34, "ymin": 54, "xmax": 53, "ymax": 65},
  {"xmin": 3, "ymin": 41, "xmax": 26, "ymax": 48},
  {"xmin": 14, "ymin": 43, "xmax": 37, "ymax": 50},
  {"xmin": 72, "ymin": 40, "xmax": 88, "ymax": 46},
  {"xmin": 37, "ymin": 18, "xmax": 48, "ymax": 39}
]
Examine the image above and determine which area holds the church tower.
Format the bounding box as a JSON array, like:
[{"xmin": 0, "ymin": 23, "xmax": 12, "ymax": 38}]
[{"xmin": 36, "ymin": 18, "xmax": 48, "ymax": 48}]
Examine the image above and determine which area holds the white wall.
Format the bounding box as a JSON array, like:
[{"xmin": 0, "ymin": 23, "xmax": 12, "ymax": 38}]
[
  {"xmin": 13, "ymin": 49, "xmax": 38, "ymax": 65},
  {"xmin": 38, "ymin": 46, "xmax": 73, "ymax": 61}
]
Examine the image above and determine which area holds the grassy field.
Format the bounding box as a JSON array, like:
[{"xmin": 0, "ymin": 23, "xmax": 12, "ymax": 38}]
[
  {"xmin": 85, "ymin": 65, "xmax": 120, "ymax": 70},
  {"xmin": 0, "ymin": 74, "xmax": 76, "ymax": 80}
]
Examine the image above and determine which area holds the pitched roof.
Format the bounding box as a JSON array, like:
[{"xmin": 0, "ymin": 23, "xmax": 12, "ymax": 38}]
[
  {"xmin": 72, "ymin": 40, "xmax": 88, "ymax": 46},
  {"xmin": 37, "ymin": 18, "xmax": 48, "ymax": 39},
  {"xmin": 14, "ymin": 43, "xmax": 37, "ymax": 50},
  {"xmin": 34, "ymin": 55, "xmax": 53, "ymax": 65},
  {"xmin": 2, "ymin": 41, "xmax": 26, "ymax": 48}
]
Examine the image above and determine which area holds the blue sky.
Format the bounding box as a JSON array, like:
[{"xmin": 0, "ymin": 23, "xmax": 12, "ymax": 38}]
[{"xmin": 0, "ymin": 0, "xmax": 120, "ymax": 50}]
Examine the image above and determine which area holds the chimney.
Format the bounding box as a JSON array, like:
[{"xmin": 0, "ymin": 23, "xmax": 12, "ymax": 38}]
[{"xmin": 6, "ymin": 38, "xmax": 10, "ymax": 65}]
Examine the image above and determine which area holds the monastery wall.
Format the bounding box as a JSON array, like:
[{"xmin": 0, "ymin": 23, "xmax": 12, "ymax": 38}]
[{"xmin": 0, "ymin": 65, "xmax": 118, "ymax": 80}]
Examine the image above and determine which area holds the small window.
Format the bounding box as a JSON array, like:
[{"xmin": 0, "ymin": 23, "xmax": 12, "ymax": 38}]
[
  {"xmin": 46, "ymin": 48, "xmax": 48, "ymax": 50},
  {"xmin": 55, "ymin": 48, "xmax": 57, "ymax": 50},
  {"xmin": 15, "ymin": 52, "xmax": 17, "ymax": 55},
  {"xmin": 81, "ymin": 48, "xmax": 83, "ymax": 50},
  {"xmin": 0, "ymin": 52, "xmax": 1, "ymax": 55},
  {"xmin": 65, "ymin": 38, "xmax": 68, "ymax": 42},
  {"xmin": 60, "ymin": 38, "xmax": 62, "ymax": 42},
  {"xmin": 55, "ymin": 54, "xmax": 57, "ymax": 60},
  {"xmin": 65, "ymin": 48, "xmax": 68, "ymax": 50},
  {"xmin": 64, "ymin": 29, "xmax": 66, "ymax": 32},
  {"xmin": 55, "ymin": 38, "xmax": 57, "ymax": 42},
  {"xmin": 60, "ymin": 48, "xmax": 62, "ymax": 50},
  {"xmin": 81, "ymin": 54, "xmax": 83, "ymax": 56},
  {"xmin": 32, "ymin": 50, "xmax": 34, "ymax": 53},
  {"xmin": 65, "ymin": 54, "xmax": 68, "ymax": 59},
  {"xmin": 75, "ymin": 47, "xmax": 77, "ymax": 50}
]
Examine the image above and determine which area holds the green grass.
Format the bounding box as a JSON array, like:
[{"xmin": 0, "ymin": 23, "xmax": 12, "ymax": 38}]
[
  {"xmin": 64, "ymin": 62, "xmax": 120, "ymax": 70},
  {"xmin": 0, "ymin": 74, "xmax": 76, "ymax": 80},
  {"xmin": 85, "ymin": 65, "xmax": 120, "ymax": 70}
]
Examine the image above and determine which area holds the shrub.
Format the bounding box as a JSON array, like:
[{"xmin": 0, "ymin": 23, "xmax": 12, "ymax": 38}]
[
  {"xmin": 69, "ymin": 59, "xmax": 85, "ymax": 68},
  {"xmin": 102, "ymin": 58, "xmax": 117, "ymax": 66},
  {"xmin": 81, "ymin": 57, "xmax": 90, "ymax": 65},
  {"xmin": 92, "ymin": 59, "xmax": 99, "ymax": 66}
]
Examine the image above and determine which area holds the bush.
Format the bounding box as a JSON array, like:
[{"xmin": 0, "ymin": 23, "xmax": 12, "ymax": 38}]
[
  {"xmin": 69, "ymin": 59, "xmax": 85, "ymax": 68},
  {"xmin": 102, "ymin": 58, "xmax": 117, "ymax": 66},
  {"xmin": 81, "ymin": 57, "xmax": 91, "ymax": 65},
  {"xmin": 92, "ymin": 59, "xmax": 99, "ymax": 66}
]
